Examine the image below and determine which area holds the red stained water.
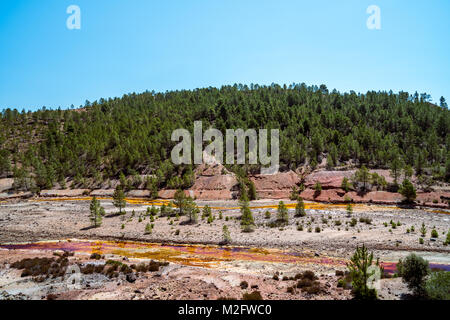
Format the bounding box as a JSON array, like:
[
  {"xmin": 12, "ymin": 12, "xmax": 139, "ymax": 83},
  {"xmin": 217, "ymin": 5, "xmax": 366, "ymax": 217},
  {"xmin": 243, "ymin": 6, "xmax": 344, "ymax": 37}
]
[
  {"xmin": 1, "ymin": 240, "xmax": 449, "ymax": 273},
  {"xmin": 0, "ymin": 240, "xmax": 346, "ymax": 268}
]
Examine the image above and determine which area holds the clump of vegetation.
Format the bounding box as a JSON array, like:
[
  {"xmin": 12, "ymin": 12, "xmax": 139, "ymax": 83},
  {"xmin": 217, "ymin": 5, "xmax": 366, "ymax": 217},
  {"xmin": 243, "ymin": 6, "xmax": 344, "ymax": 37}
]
[
  {"xmin": 341, "ymin": 177, "xmax": 351, "ymax": 192},
  {"xmin": 352, "ymin": 166, "xmax": 370, "ymax": 192},
  {"xmin": 295, "ymin": 270, "xmax": 322, "ymax": 295},
  {"xmin": 359, "ymin": 217, "xmax": 372, "ymax": 225},
  {"xmin": 399, "ymin": 179, "xmax": 417, "ymax": 203},
  {"xmin": 11, "ymin": 251, "xmax": 73, "ymax": 279},
  {"xmin": 349, "ymin": 218, "xmax": 357, "ymax": 227},
  {"xmin": 444, "ymin": 231, "xmax": 450, "ymax": 245},
  {"xmin": 398, "ymin": 253, "xmax": 430, "ymax": 297},
  {"xmin": 90, "ymin": 253, "xmax": 102, "ymax": 260},
  {"xmin": 315, "ymin": 226, "xmax": 321, "ymax": 233},
  {"xmin": 431, "ymin": 229, "xmax": 439, "ymax": 238},
  {"xmin": 313, "ymin": 182, "xmax": 322, "ymax": 197},
  {"xmin": 264, "ymin": 210, "xmax": 271, "ymax": 219},
  {"xmin": 425, "ymin": 271, "xmax": 450, "ymax": 300},
  {"xmin": 202, "ymin": 205, "xmax": 212, "ymax": 220},
  {"xmin": 240, "ymin": 281, "xmax": 249, "ymax": 289},
  {"xmin": 242, "ymin": 291, "xmax": 263, "ymax": 300},
  {"xmin": 174, "ymin": 189, "xmax": 198, "ymax": 223}
]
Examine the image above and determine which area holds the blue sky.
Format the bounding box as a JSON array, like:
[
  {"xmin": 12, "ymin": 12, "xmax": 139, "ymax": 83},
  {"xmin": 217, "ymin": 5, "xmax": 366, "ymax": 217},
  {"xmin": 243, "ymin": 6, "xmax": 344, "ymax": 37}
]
[{"xmin": 0, "ymin": 0, "xmax": 449, "ymax": 111}]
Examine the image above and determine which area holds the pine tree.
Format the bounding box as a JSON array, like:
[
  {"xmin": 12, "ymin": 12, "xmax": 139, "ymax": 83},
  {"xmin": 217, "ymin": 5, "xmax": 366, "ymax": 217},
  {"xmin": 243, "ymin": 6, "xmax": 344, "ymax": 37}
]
[
  {"xmin": 222, "ymin": 225, "xmax": 231, "ymax": 244},
  {"xmin": 277, "ymin": 201, "xmax": 288, "ymax": 224},
  {"xmin": 89, "ymin": 196, "xmax": 102, "ymax": 228},
  {"xmin": 390, "ymin": 156, "xmax": 404, "ymax": 184},
  {"xmin": 184, "ymin": 196, "xmax": 198, "ymax": 223},
  {"xmin": 113, "ymin": 185, "xmax": 126, "ymax": 214},
  {"xmin": 248, "ymin": 180, "xmax": 257, "ymax": 201},
  {"xmin": 295, "ymin": 197, "xmax": 306, "ymax": 217},
  {"xmin": 399, "ymin": 179, "xmax": 416, "ymax": 202},
  {"xmin": 240, "ymin": 198, "xmax": 254, "ymax": 232},
  {"xmin": 341, "ymin": 177, "xmax": 351, "ymax": 192},
  {"xmin": 202, "ymin": 205, "xmax": 212, "ymax": 220},
  {"xmin": 346, "ymin": 244, "xmax": 378, "ymax": 300},
  {"xmin": 354, "ymin": 165, "xmax": 370, "ymax": 191},
  {"xmin": 174, "ymin": 189, "xmax": 186, "ymax": 215},
  {"xmin": 145, "ymin": 223, "xmax": 152, "ymax": 234},
  {"xmin": 420, "ymin": 222, "xmax": 427, "ymax": 237},
  {"xmin": 346, "ymin": 203, "xmax": 353, "ymax": 217}
]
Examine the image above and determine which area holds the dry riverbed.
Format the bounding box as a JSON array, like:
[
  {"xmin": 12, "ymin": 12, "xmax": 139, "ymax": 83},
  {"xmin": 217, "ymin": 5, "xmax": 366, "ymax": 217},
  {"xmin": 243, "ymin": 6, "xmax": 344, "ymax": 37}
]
[{"xmin": 0, "ymin": 198, "xmax": 448, "ymax": 300}]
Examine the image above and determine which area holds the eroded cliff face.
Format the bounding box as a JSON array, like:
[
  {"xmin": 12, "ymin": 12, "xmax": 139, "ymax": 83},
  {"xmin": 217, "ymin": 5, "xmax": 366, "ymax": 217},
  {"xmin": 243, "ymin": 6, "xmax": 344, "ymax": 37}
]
[
  {"xmin": 249, "ymin": 171, "xmax": 302, "ymax": 199},
  {"xmin": 2, "ymin": 166, "xmax": 449, "ymax": 208}
]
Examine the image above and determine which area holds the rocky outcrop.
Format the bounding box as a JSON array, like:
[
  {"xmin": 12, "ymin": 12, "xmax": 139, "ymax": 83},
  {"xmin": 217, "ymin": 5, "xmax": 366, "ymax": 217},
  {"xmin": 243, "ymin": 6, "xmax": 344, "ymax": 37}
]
[
  {"xmin": 249, "ymin": 171, "xmax": 301, "ymax": 199},
  {"xmin": 304, "ymin": 169, "xmax": 395, "ymax": 189},
  {"xmin": 40, "ymin": 189, "xmax": 90, "ymax": 197},
  {"xmin": 90, "ymin": 189, "xmax": 115, "ymax": 197},
  {"xmin": 126, "ymin": 190, "xmax": 151, "ymax": 198},
  {"xmin": 0, "ymin": 178, "xmax": 14, "ymax": 192},
  {"xmin": 187, "ymin": 161, "xmax": 238, "ymax": 200},
  {"xmin": 0, "ymin": 191, "xmax": 33, "ymax": 200},
  {"xmin": 300, "ymin": 188, "xmax": 404, "ymax": 204}
]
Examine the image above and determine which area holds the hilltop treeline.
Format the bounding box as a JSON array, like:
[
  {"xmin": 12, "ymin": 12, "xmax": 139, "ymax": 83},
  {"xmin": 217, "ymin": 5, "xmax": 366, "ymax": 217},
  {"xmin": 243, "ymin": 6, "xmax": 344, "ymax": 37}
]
[{"xmin": 0, "ymin": 83, "xmax": 449, "ymax": 191}]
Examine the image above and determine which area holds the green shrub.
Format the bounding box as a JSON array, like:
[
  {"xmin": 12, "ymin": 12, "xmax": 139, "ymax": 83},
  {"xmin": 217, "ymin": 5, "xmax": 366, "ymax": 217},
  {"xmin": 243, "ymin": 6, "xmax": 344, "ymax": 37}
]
[
  {"xmin": 431, "ymin": 229, "xmax": 438, "ymax": 238},
  {"xmin": 444, "ymin": 231, "xmax": 450, "ymax": 245},
  {"xmin": 295, "ymin": 197, "xmax": 306, "ymax": 217},
  {"xmin": 314, "ymin": 182, "xmax": 322, "ymax": 197},
  {"xmin": 399, "ymin": 253, "xmax": 430, "ymax": 296},
  {"xmin": 399, "ymin": 179, "xmax": 416, "ymax": 202},
  {"xmin": 240, "ymin": 281, "xmax": 249, "ymax": 289},
  {"xmin": 222, "ymin": 225, "xmax": 231, "ymax": 244},
  {"xmin": 425, "ymin": 271, "xmax": 450, "ymax": 300},
  {"xmin": 242, "ymin": 291, "xmax": 263, "ymax": 300},
  {"xmin": 420, "ymin": 223, "xmax": 427, "ymax": 237}
]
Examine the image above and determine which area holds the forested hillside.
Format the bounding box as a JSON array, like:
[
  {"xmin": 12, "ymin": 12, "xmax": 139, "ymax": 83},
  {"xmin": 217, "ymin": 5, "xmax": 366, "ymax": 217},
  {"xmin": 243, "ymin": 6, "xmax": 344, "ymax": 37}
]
[{"xmin": 0, "ymin": 83, "xmax": 449, "ymax": 192}]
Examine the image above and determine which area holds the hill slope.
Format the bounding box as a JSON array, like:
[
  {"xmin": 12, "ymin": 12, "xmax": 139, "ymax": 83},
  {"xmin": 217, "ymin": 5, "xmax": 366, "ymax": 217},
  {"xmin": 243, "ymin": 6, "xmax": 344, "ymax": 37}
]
[{"xmin": 0, "ymin": 83, "xmax": 449, "ymax": 193}]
